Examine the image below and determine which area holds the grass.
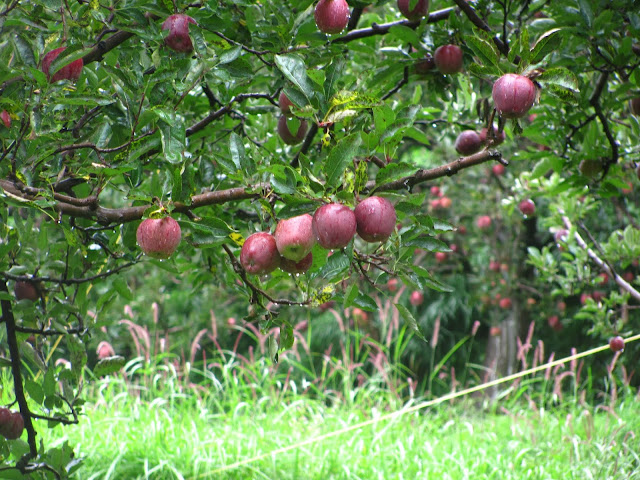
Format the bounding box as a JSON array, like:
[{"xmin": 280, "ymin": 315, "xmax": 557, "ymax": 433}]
[{"xmin": 39, "ymin": 354, "xmax": 640, "ymax": 480}]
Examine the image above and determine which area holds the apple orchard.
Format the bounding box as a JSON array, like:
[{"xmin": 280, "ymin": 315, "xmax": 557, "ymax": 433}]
[{"xmin": 1, "ymin": 0, "xmax": 640, "ymax": 476}]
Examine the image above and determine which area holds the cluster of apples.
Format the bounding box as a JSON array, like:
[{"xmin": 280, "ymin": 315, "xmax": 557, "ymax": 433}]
[
  {"xmin": 0, "ymin": 408, "xmax": 24, "ymax": 440},
  {"xmin": 240, "ymin": 196, "xmax": 397, "ymax": 275}
]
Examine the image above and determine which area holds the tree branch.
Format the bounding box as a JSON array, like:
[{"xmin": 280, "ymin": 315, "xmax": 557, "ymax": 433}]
[
  {"xmin": 331, "ymin": 7, "xmax": 455, "ymax": 44},
  {"xmin": 561, "ymin": 216, "xmax": 640, "ymax": 302},
  {"xmin": 368, "ymin": 148, "xmax": 504, "ymax": 194},
  {"xmin": 0, "ymin": 281, "xmax": 38, "ymax": 458}
]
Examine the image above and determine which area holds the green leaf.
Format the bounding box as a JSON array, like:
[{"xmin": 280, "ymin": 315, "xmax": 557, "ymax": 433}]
[
  {"xmin": 464, "ymin": 33, "xmax": 500, "ymax": 67},
  {"xmin": 12, "ymin": 35, "xmax": 36, "ymax": 69},
  {"xmin": 279, "ymin": 324, "xmax": 294, "ymax": 350},
  {"xmin": 395, "ymin": 304, "xmax": 426, "ymax": 342},
  {"xmin": 545, "ymin": 83, "xmax": 579, "ymax": 103},
  {"xmin": 182, "ymin": 218, "xmax": 232, "ymax": 246},
  {"xmin": 323, "ymin": 133, "xmax": 362, "ymax": 189},
  {"xmin": 218, "ymin": 45, "xmax": 242, "ymax": 64},
  {"xmin": 578, "ymin": 0, "xmax": 593, "ymax": 28},
  {"xmin": 375, "ymin": 162, "xmax": 416, "ymax": 185},
  {"xmin": 229, "ymin": 132, "xmax": 247, "ymax": 172},
  {"xmin": 530, "ymin": 28, "xmax": 563, "ymax": 64},
  {"xmin": 25, "ymin": 379, "xmax": 44, "ymax": 405},
  {"xmin": 158, "ymin": 119, "xmax": 185, "ymax": 165},
  {"xmin": 315, "ymin": 251, "xmax": 350, "ymax": 281},
  {"xmin": 389, "ymin": 25, "xmax": 421, "ymax": 46},
  {"xmin": 270, "ymin": 165, "xmax": 298, "ymax": 195},
  {"xmin": 94, "ymin": 356, "xmax": 126, "ymax": 377},
  {"xmin": 352, "ymin": 293, "xmax": 378, "ymax": 312},
  {"xmin": 275, "ymin": 54, "xmax": 315, "ymax": 102},
  {"xmin": 536, "ymin": 67, "xmax": 579, "ymax": 91},
  {"xmin": 67, "ymin": 335, "xmax": 87, "ymax": 380},
  {"xmin": 403, "ymin": 235, "xmax": 449, "ymax": 252}
]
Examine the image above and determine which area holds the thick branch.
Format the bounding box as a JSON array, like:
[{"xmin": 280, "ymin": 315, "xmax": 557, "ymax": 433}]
[
  {"xmin": 368, "ymin": 148, "xmax": 504, "ymax": 194},
  {"xmin": 0, "ymin": 281, "xmax": 38, "ymax": 458},
  {"xmin": 332, "ymin": 7, "xmax": 455, "ymax": 44},
  {"xmin": 2, "ymin": 148, "xmax": 502, "ymax": 224}
]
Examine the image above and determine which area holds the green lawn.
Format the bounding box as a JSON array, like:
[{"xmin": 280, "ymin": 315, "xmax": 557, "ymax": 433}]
[{"xmin": 42, "ymin": 383, "xmax": 640, "ymax": 480}]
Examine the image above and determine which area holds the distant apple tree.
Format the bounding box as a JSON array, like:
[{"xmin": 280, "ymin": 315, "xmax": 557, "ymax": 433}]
[{"xmin": 1, "ymin": 0, "xmax": 640, "ymax": 477}]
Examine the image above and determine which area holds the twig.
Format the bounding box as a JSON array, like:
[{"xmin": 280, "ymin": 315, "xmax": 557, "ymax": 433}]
[
  {"xmin": 561, "ymin": 216, "xmax": 640, "ymax": 302},
  {"xmin": 221, "ymin": 244, "xmax": 309, "ymax": 307}
]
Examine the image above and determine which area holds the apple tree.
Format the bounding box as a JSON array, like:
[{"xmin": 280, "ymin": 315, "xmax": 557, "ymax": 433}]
[{"xmin": 0, "ymin": 0, "xmax": 639, "ymax": 476}]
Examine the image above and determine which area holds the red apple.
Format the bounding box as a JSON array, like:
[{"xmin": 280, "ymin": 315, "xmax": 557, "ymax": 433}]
[
  {"xmin": 548, "ymin": 315, "xmax": 563, "ymax": 332},
  {"xmin": 162, "ymin": 14, "xmax": 196, "ymax": 53},
  {"xmin": 499, "ymin": 297, "xmax": 512, "ymax": 309},
  {"xmin": 526, "ymin": 297, "xmax": 536, "ymax": 305},
  {"xmin": 280, "ymin": 252, "xmax": 313, "ymax": 274},
  {"xmin": 609, "ymin": 336, "xmax": 625, "ymax": 352},
  {"xmin": 454, "ymin": 130, "xmax": 482, "ymax": 155},
  {"xmin": 435, "ymin": 251, "xmax": 447, "ymax": 263},
  {"xmin": 0, "ymin": 411, "xmax": 24, "ymax": 440},
  {"xmin": 279, "ymin": 92, "xmax": 294, "ymax": 115},
  {"xmin": 240, "ymin": 232, "xmax": 281, "ymax": 274},
  {"xmin": 96, "ymin": 341, "xmax": 116, "ymax": 360},
  {"xmin": 41, "ymin": 47, "xmax": 83, "ymax": 82},
  {"xmin": 0, "ymin": 110, "xmax": 10, "ymax": 128},
  {"xmin": 14, "ymin": 281, "xmax": 39, "ymax": 301},
  {"xmin": 476, "ymin": 215, "xmax": 492, "ymax": 230},
  {"xmin": 597, "ymin": 273, "xmax": 609, "ymax": 284},
  {"xmin": 439, "ymin": 196, "xmax": 452, "ymax": 209},
  {"xmin": 410, "ymin": 290, "xmax": 424, "ymax": 306},
  {"xmin": 434, "ymin": 45, "xmax": 463, "ymax": 74},
  {"xmin": 318, "ymin": 300, "xmax": 336, "ymax": 312},
  {"xmin": 449, "ymin": 243, "xmax": 459, "ymax": 253},
  {"xmin": 519, "ymin": 199, "xmax": 536, "ymax": 216},
  {"xmin": 554, "ymin": 229, "xmax": 569, "ymax": 244},
  {"xmin": 489, "ymin": 260, "xmax": 500, "ymax": 272},
  {"xmin": 136, "ymin": 217, "xmax": 182, "ymax": 259},
  {"xmin": 351, "ymin": 307, "xmax": 369, "ymax": 326},
  {"xmin": 580, "ymin": 292, "xmax": 591, "ymax": 305},
  {"xmin": 458, "ymin": 225, "xmax": 467, "ymax": 235},
  {"xmin": 397, "ymin": 0, "xmax": 429, "ymax": 19},
  {"xmin": 623, "ymin": 271, "xmax": 634, "ymax": 282},
  {"xmin": 492, "ymin": 164, "xmax": 506, "ymax": 176},
  {"xmin": 277, "ymin": 116, "xmax": 308, "ymax": 145},
  {"xmin": 557, "ymin": 301, "xmax": 566, "ymax": 312},
  {"xmin": 314, "ymin": 0, "xmax": 350, "ymax": 34},
  {"xmin": 489, "ymin": 326, "xmax": 502, "ymax": 336},
  {"xmin": 274, "ymin": 214, "xmax": 315, "ymax": 262},
  {"xmin": 354, "ymin": 196, "xmax": 397, "ymax": 243},
  {"xmin": 387, "ymin": 278, "xmax": 399, "ymax": 292},
  {"xmin": 430, "ymin": 186, "xmax": 441, "ymax": 196},
  {"xmin": 492, "ymin": 74, "xmax": 537, "ymax": 118},
  {"xmin": 313, "ymin": 203, "xmax": 357, "ymax": 249},
  {"xmin": 629, "ymin": 98, "xmax": 640, "ymax": 116},
  {"xmin": 621, "ymin": 181, "xmax": 633, "ymax": 194},
  {"xmin": 479, "ymin": 126, "xmax": 506, "ymax": 145}
]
